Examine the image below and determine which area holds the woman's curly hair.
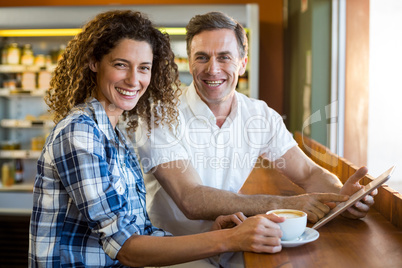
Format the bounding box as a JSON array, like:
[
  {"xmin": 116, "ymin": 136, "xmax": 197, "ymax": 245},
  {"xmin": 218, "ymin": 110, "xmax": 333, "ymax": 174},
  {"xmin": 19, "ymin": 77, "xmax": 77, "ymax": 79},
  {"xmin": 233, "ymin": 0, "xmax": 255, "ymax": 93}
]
[{"xmin": 46, "ymin": 9, "xmax": 181, "ymax": 132}]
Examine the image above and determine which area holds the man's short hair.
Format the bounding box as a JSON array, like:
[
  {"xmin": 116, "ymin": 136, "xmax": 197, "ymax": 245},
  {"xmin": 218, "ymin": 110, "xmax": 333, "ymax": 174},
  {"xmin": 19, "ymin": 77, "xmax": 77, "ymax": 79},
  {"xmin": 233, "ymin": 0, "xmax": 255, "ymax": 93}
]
[{"xmin": 185, "ymin": 11, "xmax": 248, "ymax": 59}]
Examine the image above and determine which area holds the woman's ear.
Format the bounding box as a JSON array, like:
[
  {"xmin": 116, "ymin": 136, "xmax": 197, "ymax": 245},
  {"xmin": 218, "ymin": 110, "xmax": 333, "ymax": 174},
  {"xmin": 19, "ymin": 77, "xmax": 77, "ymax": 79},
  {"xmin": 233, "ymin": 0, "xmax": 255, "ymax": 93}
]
[{"xmin": 89, "ymin": 59, "xmax": 98, "ymax": 72}]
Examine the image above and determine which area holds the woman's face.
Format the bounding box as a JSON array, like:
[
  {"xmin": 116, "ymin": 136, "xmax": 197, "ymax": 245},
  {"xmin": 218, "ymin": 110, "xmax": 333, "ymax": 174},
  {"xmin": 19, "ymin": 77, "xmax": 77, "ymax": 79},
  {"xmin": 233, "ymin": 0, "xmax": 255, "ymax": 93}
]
[{"xmin": 90, "ymin": 38, "xmax": 153, "ymax": 126}]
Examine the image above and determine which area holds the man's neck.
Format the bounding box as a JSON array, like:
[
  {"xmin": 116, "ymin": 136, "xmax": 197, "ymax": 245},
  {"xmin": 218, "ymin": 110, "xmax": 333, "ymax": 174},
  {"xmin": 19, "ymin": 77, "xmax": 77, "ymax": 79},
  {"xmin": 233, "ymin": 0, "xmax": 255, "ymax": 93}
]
[{"xmin": 207, "ymin": 97, "xmax": 233, "ymax": 128}]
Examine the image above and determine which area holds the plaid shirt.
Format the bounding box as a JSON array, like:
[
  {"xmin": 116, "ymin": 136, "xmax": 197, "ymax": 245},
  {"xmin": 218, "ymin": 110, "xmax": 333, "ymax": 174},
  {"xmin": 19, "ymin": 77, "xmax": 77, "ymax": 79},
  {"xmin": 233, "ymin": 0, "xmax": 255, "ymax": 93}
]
[{"xmin": 29, "ymin": 98, "xmax": 169, "ymax": 267}]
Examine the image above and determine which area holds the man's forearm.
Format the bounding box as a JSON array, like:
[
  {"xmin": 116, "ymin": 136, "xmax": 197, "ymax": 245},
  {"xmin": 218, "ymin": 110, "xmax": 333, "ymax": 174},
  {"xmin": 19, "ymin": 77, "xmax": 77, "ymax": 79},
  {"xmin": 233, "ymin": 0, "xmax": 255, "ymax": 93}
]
[
  {"xmin": 181, "ymin": 184, "xmax": 287, "ymax": 220},
  {"xmin": 275, "ymin": 146, "xmax": 343, "ymax": 194},
  {"xmin": 152, "ymin": 161, "xmax": 285, "ymax": 219},
  {"xmin": 301, "ymin": 167, "xmax": 343, "ymax": 194}
]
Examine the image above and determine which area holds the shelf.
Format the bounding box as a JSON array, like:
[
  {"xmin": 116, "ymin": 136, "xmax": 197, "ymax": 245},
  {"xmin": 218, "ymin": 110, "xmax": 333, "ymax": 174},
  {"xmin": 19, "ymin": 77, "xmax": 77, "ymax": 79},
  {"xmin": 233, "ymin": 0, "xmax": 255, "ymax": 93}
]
[
  {"xmin": 0, "ymin": 181, "xmax": 33, "ymax": 192},
  {"xmin": 1, "ymin": 119, "xmax": 54, "ymax": 128},
  {"xmin": 0, "ymin": 64, "xmax": 56, "ymax": 73},
  {"xmin": 0, "ymin": 88, "xmax": 47, "ymax": 97},
  {"xmin": 0, "ymin": 150, "xmax": 41, "ymax": 159}
]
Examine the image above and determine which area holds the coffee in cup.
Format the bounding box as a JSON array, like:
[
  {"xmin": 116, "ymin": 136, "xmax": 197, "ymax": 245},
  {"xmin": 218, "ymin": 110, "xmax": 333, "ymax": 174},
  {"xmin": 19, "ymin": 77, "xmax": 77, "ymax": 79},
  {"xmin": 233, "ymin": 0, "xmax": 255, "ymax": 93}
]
[{"xmin": 266, "ymin": 209, "xmax": 307, "ymax": 241}]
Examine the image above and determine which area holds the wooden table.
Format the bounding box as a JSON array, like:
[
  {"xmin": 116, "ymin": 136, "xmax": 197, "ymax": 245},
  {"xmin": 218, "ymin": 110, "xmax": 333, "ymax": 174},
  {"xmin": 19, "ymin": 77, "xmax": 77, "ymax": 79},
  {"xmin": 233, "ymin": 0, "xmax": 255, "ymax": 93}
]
[{"xmin": 239, "ymin": 157, "xmax": 402, "ymax": 268}]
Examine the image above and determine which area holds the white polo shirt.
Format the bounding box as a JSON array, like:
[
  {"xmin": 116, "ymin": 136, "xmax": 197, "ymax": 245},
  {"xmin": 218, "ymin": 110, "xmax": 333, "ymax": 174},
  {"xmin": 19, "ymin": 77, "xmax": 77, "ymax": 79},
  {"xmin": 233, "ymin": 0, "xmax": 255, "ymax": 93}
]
[{"xmin": 135, "ymin": 82, "xmax": 297, "ymax": 235}]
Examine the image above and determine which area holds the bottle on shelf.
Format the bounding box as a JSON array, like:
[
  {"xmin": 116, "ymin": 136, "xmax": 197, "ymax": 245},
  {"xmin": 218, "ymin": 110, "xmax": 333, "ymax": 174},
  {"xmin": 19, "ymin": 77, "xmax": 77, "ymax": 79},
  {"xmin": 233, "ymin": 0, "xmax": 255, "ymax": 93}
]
[
  {"xmin": 14, "ymin": 159, "xmax": 23, "ymax": 184},
  {"xmin": 1, "ymin": 43, "xmax": 9, "ymax": 64},
  {"xmin": 21, "ymin": 71, "xmax": 36, "ymax": 89},
  {"xmin": 34, "ymin": 54, "xmax": 46, "ymax": 67},
  {"xmin": 7, "ymin": 43, "xmax": 21, "ymax": 65},
  {"xmin": 1, "ymin": 162, "xmax": 14, "ymax": 187},
  {"xmin": 21, "ymin": 44, "xmax": 35, "ymax": 66}
]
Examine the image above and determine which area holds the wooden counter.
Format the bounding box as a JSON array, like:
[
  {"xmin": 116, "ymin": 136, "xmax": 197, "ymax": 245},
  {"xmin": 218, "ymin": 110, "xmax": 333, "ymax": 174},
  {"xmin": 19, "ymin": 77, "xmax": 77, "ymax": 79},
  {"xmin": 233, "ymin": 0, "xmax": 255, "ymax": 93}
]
[
  {"xmin": 242, "ymin": 210, "xmax": 402, "ymax": 267},
  {"xmin": 239, "ymin": 132, "xmax": 402, "ymax": 268}
]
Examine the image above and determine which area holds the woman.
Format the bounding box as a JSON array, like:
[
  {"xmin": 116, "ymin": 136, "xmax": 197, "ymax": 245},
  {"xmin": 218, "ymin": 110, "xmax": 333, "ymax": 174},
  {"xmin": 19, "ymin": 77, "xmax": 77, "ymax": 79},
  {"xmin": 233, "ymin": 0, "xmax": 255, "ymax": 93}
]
[{"xmin": 29, "ymin": 10, "xmax": 284, "ymax": 267}]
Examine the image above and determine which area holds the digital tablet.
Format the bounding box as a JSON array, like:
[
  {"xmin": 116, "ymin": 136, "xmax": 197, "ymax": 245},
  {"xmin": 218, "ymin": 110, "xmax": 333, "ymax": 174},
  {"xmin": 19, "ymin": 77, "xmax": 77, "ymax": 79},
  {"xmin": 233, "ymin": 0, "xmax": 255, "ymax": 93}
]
[{"xmin": 312, "ymin": 166, "xmax": 395, "ymax": 230}]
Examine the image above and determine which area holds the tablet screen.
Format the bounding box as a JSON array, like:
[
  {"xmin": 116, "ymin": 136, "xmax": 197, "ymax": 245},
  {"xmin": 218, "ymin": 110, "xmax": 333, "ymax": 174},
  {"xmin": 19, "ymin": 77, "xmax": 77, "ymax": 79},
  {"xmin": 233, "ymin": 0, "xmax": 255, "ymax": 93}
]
[{"xmin": 312, "ymin": 166, "xmax": 395, "ymax": 230}]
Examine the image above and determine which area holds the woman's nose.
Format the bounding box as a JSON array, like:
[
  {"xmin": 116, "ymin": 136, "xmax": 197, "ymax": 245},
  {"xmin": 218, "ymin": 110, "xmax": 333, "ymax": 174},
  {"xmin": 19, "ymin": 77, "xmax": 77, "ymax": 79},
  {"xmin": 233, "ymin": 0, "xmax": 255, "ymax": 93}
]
[{"xmin": 125, "ymin": 69, "xmax": 140, "ymax": 86}]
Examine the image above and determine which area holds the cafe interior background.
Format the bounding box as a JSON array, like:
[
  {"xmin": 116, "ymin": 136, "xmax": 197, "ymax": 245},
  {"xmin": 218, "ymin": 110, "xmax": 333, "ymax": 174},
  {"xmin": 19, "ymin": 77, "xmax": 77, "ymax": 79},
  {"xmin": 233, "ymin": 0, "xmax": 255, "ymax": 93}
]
[{"xmin": 0, "ymin": 0, "xmax": 401, "ymax": 266}]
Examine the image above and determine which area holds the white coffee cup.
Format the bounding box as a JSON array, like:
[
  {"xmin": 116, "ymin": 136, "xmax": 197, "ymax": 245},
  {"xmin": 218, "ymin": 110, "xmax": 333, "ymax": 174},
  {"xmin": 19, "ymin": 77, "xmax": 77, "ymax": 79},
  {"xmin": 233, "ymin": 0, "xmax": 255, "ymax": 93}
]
[{"xmin": 266, "ymin": 209, "xmax": 307, "ymax": 241}]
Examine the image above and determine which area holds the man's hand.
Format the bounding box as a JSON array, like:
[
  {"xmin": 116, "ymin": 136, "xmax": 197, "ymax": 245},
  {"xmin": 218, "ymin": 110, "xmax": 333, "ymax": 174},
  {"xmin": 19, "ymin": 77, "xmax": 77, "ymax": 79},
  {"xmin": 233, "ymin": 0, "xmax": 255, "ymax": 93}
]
[
  {"xmin": 340, "ymin": 166, "xmax": 376, "ymax": 219},
  {"xmin": 281, "ymin": 193, "xmax": 349, "ymax": 223},
  {"xmin": 211, "ymin": 212, "xmax": 247, "ymax": 230}
]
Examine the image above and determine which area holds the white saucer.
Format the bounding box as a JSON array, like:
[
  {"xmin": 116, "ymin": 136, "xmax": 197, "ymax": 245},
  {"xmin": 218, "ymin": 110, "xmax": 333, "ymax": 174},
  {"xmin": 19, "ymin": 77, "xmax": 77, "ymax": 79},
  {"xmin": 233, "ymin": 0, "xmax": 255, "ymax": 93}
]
[{"xmin": 281, "ymin": 227, "xmax": 319, "ymax": 248}]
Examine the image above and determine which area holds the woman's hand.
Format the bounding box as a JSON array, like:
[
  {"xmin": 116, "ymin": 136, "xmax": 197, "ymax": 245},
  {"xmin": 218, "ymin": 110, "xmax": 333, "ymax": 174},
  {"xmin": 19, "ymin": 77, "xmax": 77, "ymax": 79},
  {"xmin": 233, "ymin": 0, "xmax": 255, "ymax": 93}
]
[
  {"xmin": 212, "ymin": 212, "xmax": 286, "ymax": 254},
  {"xmin": 227, "ymin": 213, "xmax": 285, "ymax": 254}
]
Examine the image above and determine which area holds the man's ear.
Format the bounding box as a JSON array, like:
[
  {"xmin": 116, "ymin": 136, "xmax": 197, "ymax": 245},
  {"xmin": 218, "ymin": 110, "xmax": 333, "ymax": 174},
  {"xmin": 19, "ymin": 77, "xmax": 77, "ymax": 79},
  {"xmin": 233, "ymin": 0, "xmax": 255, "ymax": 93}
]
[
  {"xmin": 89, "ymin": 59, "xmax": 98, "ymax": 72},
  {"xmin": 239, "ymin": 56, "xmax": 248, "ymax": 76}
]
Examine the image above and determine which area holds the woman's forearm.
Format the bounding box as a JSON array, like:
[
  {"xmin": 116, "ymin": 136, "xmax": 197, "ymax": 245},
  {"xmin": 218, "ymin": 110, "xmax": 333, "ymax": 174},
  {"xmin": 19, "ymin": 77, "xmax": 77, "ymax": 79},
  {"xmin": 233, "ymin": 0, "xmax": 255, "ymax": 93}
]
[
  {"xmin": 117, "ymin": 230, "xmax": 231, "ymax": 267},
  {"xmin": 117, "ymin": 214, "xmax": 283, "ymax": 267}
]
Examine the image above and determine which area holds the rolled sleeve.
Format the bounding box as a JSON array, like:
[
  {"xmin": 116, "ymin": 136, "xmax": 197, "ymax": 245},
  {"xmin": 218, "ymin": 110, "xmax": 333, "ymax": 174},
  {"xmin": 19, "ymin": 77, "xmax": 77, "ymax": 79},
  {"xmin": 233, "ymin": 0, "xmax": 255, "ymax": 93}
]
[
  {"xmin": 258, "ymin": 103, "xmax": 297, "ymax": 162},
  {"xmin": 135, "ymin": 120, "xmax": 189, "ymax": 173}
]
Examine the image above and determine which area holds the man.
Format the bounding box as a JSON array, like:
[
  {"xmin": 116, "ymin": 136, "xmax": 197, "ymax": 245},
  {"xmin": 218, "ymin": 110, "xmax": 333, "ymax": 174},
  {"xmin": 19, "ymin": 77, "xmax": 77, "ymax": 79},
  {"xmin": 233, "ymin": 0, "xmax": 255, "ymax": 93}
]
[{"xmin": 135, "ymin": 11, "xmax": 374, "ymax": 266}]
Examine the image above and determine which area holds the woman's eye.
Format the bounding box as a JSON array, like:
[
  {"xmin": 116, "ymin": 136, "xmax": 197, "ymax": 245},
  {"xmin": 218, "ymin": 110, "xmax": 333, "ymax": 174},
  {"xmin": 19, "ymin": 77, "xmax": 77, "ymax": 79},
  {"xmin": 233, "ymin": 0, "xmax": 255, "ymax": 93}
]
[
  {"xmin": 114, "ymin": 62, "xmax": 127, "ymax": 68},
  {"xmin": 140, "ymin": 66, "xmax": 151, "ymax": 72}
]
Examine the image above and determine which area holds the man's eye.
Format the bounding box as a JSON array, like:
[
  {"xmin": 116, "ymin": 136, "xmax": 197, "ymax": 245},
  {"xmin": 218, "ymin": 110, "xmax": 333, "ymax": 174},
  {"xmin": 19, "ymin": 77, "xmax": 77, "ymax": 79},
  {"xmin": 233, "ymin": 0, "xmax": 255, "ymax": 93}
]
[{"xmin": 196, "ymin": 56, "xmax": 207, "ymax": 61}]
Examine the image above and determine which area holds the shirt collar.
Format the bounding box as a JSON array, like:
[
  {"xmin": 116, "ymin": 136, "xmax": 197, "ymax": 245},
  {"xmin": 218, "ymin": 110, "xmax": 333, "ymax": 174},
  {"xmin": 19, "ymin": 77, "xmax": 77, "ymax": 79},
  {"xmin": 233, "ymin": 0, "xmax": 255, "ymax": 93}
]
[
  {"xmin": 83, "ymin": 97, "xmax": 117, "ymax": 142},
  {"xmin": 185, "ymin": 82, "xmax": 239, "ymax": 127}
]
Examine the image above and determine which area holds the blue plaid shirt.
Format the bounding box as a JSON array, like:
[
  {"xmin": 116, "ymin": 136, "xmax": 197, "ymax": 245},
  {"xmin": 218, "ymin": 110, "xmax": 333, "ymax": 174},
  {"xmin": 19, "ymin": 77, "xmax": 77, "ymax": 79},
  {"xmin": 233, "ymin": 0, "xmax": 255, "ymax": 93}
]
[{"xmin": 29, "ymin": 98, "xmax": 169, "ymax": 267}]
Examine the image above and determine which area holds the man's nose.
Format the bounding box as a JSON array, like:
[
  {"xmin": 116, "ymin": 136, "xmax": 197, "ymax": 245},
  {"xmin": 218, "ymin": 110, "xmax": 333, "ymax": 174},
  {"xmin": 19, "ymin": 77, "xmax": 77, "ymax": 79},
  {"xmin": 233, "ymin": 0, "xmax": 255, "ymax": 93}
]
[{"xmin": 206, "ymin": 59, "xmax": 221, "ymax": 74}]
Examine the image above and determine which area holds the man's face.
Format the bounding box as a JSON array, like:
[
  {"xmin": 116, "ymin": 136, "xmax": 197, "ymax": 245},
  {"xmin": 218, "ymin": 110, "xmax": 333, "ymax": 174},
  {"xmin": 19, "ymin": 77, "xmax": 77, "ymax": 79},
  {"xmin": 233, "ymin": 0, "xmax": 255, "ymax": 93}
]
[{"xmin": 188, "ymin": 29, "xmax": 247, "ymax": 107}]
